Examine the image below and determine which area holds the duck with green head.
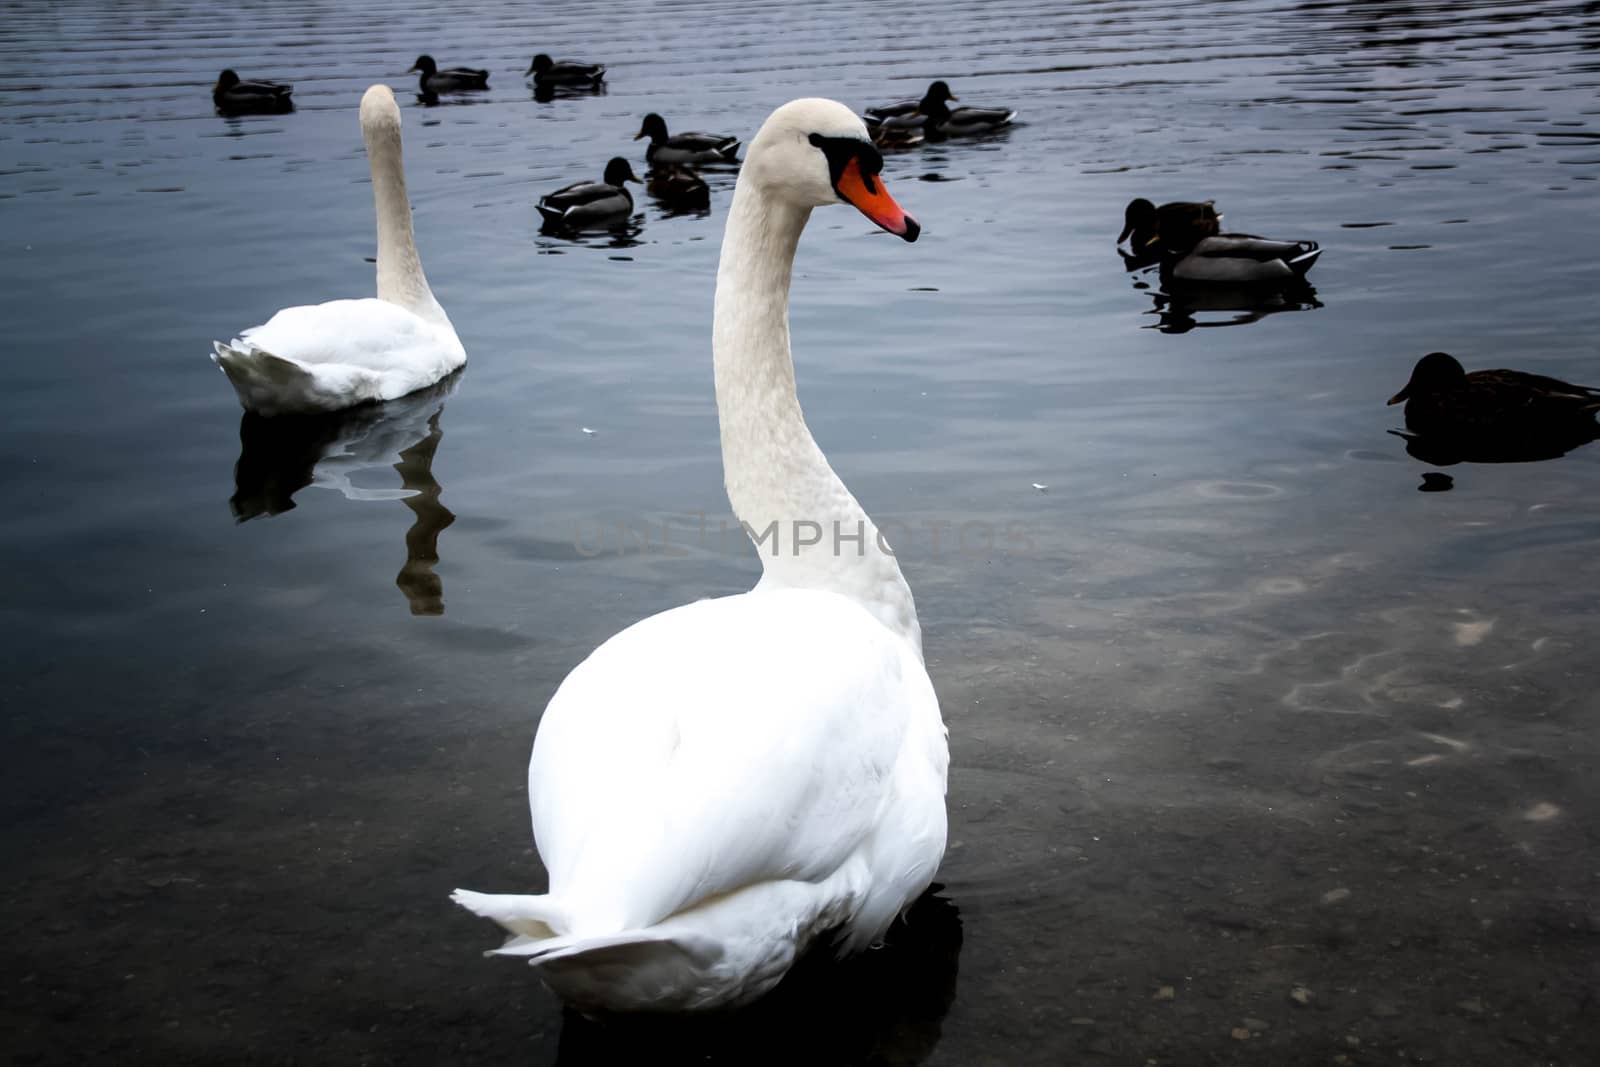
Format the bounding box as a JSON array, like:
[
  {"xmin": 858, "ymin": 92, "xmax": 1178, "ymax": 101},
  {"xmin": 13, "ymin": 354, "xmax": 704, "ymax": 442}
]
[
  {"xmin": 408, "ymin": 55, "xmax": 489, "ymax": 94},
  {"xmin": 527, "ymin": 53, "xmax": 605, "ymax": 86},
  {"xmin": 537, "ymin": 157, "xmax": 641, "ymax": 227},
  {"xmin": 212, "ymin": 69, "xmax": 293, "ymax": 115},
  {"xmin": 1118, "ymin": 197, "xmax": 1318, "ymax": 283}
]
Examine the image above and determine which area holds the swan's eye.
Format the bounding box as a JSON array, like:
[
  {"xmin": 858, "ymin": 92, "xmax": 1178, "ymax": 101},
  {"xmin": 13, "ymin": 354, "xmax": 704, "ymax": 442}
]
[{"xmin": 807, "ymin": 133, "xmax": 884, "ymax": 195}]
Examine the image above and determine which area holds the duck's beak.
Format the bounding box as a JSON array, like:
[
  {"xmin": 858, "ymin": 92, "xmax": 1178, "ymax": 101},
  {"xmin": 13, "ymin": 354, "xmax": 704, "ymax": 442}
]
[
  {"xmin": 836, "ymin": 156, "xmax": 919, "ymax": 241},
  {"xmin": 948, "ymin": 92, "xmax": 959, "ymax": 101},
  {"xmin": 632, "ymin": 128, "xmax": 646, "ymax": 141},
  {"xmin": 406, "ymin": 63, "xmax": 420, "ymax": 74},
  {"xmin": 1386, "ymin": 385, "xmax": 1410, "ymax": 406},
  {"xmin": 1116, "ymin": 222, "xmax": 1134, "ymax": 245}
]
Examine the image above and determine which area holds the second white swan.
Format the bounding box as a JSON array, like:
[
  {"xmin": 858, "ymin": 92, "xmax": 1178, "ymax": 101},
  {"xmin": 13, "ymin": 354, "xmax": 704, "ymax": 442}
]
[
  {"xmin": 453, "ymin": 98, "xmax": 947, "ymax": 1013},
  {"xmin": 211, "ymin": 85, "xmax": 465, "ymax": 417}
]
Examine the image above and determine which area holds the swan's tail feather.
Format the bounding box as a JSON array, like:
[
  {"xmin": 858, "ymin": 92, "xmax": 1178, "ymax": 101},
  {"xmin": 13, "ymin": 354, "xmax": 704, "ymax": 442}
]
[
  {"xmin": 450, "ymin": 888, "xmax": 571, "ymax": 941},
  {"xmin": 211, "ymin": 340, "xmax": 321, "ymax": 416}
]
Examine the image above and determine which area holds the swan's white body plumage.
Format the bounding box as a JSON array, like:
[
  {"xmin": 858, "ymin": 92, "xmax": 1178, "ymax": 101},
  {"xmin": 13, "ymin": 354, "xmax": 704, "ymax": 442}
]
[
  {"xmin": 453, "ymin": 99, "xmax": 948, "ymax": 1013},
  {"xmin": 212, "ymin": 85, "xmax": 465, "ymax": 417}
]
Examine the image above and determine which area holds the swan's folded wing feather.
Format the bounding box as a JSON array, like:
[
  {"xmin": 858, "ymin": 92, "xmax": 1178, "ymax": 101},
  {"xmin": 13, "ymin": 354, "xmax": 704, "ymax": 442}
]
[
  {"xmin": 528, "ymin": 589, "xmax": 933, "ymax": 935},
  {"xmin": 240, "ymin": 299, "xmax": 450, "ymax": 372}
]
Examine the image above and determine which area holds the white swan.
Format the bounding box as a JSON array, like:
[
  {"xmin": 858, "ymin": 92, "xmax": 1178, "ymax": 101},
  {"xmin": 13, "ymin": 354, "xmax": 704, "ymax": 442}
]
[
  {"xmin": 211, "ymin": 85, "xmax": 465, "ymax": 417},
  {"xmin": 452, "ymin": 98, "xmax": 947, "ymax": 1014}
]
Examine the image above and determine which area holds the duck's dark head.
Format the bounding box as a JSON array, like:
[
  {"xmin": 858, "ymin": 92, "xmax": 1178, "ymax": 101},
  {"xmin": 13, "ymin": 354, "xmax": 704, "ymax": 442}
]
[
  {"xmin": 922, "ymin": 80, "xmax": 956, "ymax": 107},
  {"xmin": 635, "ymin": 113, "xmax": 669, "ymax": 143},
  {"xmin": 1389, "ymin": 352, "xmax": 1466, "ymax": 405},
  {"xmin": 215, "ymin": 69, "xmax": 240, "ymax": 92},
  {"xmin": 920, "ymin": 93, "xmax": 952, "ymax": 126},
  {"xmin": 603, "ymin": 157, "xmax": 641, "ymax": 187},
  {"xmin": 528, "ymin": 53, "xmax": 553, "ymax": 76},
  {"xmin": 408, "ymin": 55, "xmax": 438, "ymax": 76},
  {"xmin": 1118, "ymin": 198, "xmax": 1159, "ymax": 247}
]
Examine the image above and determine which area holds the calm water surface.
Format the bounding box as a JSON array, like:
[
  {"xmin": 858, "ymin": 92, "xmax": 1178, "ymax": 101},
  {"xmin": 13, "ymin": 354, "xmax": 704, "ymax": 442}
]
[{"xmin": 4, "ymin": 0, "xmax": 1600, "ymax": 1063}]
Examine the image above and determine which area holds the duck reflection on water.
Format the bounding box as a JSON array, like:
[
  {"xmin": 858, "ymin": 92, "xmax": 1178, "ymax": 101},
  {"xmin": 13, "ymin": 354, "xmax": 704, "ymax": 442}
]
[
  {"xmin": 229, "ymin": 374, "xmax": 458, "ymax": 615},
  {"xmin": 1139, "ymin": 277, "xmax": 1323, "ymax": 333}
]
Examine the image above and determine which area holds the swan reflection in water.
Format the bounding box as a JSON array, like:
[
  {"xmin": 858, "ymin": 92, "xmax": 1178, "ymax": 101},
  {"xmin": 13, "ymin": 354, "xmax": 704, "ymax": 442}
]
[
  {"xmin": 229, "ymin": 375, "xmax": 459, "ymax": 615},
  {"xmin": 554, "ymin": 888, "xmax": 962, "ymax": 1066}
]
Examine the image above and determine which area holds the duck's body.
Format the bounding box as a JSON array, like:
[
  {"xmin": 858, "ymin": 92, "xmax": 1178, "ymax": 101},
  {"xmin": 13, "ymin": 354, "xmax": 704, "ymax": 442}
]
[
  {"xmin": 868, "ymin": 83, "xmax": 1015, "ymax": 139},
  {"xmin": 527, "ymin": 53, "xmax": 605, "ymax": 86},
  {"xmin": 871, "ymin": 123, "xmax": 925, "ymax": 150},
  {"xmin": 538, "ymin": 157, "xmax": 640, "ymax": 226},
  {"xmin": 1389, "ymin": 352, "xmax": 1600, "ymax": 448},
  {"xmin": 1164, "ymin": 233, "xmax": 1321, "ymax": 283},
  {"xmin": 409, "ymin": 55, "xmax": 489, "ymax": 94},
  {"xmin": 454, "ymin": 99, "xmax": 944, "ymax": 1014},
  {"xmin": 646, "ymin": 162, "xmax": 710, "ymax": 208},
  {"xmin": 635, "ymin": 112, "xmax": 740, "ymax": 165},
  {"xmin": 213, "ymin": 69, "xmax": 293, "ymax": 114},
  {"xmin": 211, "ymin": 86, "xmax": 465, "ymax": 416}
]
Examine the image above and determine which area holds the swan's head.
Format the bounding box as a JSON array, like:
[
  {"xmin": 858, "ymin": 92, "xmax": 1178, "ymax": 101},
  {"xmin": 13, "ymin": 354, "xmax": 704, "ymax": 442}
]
[
  {"xmin": 744, "ymin": 98, "xmax": 919, "ymax": 241},
  {"xmin": 360, "ymin": 84, "xmax": 401, "ymax": 133},
  {"xmin": 1389, "ymin": 352, "xmax": 1466, "ymax": 405}
]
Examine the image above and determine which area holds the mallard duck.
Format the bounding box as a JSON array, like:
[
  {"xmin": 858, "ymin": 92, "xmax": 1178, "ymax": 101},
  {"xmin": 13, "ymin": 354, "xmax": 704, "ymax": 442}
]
[
  {"xmin": 212, "ymin": 69, "xmax": 293, "ymax": 114},
  {"xmin": 452, "ymin": 99, "xmax": 943, "ymax": 1015},
  {"xmin": 538, "ymin": 157, "xmax": 640, "ymax": 226},
  {"xmin": 869, "ymin": 83, "xmax": 1015, "ymax": 139},
  {"xmin": 1117, "ymin": 198, "xmax": 1221, "ymax": 254},
  {"xmin": 646, "ymin": 162, "xmax": 710, "ymax": 209},
  {"xmin": 864, "ymin": 80, "xmax": 955, "ymax": 123},
  {"xmin": 526, "ymin": 53, "xmax": 605, "ymax": 86},
  {"xmin": 634, "ymin": 113, "xmax": 741, "ymax": 165},
  {"xmin": 1388, "ymin": 352, "xmax": 1600, "ymax": 447},
  {"xmin": 408, "ymin": 55, "xmax": 489, "ymax": 94}
]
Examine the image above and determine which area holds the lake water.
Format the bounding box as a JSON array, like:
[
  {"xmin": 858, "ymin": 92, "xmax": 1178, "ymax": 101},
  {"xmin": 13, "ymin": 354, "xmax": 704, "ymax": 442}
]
[{"xmin": 4, "ymin": 0, "xmax": 1600, "ymax": 1062}]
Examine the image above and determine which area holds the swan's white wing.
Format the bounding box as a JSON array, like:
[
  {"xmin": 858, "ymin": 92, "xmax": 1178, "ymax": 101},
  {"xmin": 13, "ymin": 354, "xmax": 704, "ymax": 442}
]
[
  {"xmin": 214, "ymin": 298, "xmax": 465, "ymax": 414},
  {"xmin": 529, "ymin": 587, "xmax": 937, "ymax": 935},
  {"xmin": 240, "ymin": 298, "xmax": 459, "ymax": 374}
]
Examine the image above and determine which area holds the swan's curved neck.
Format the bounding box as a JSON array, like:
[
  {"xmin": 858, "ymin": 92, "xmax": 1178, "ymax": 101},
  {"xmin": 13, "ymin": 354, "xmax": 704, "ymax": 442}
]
[
  {"xmin": 365, "ymin": 119, "xmax": 450, "ymax": 329},
  {"xmin": 712, "ymin": 178, "xmax": 922, "ymax": 656}
]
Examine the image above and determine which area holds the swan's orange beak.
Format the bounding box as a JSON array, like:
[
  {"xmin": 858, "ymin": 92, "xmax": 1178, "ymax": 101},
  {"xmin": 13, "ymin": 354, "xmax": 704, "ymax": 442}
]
[{"xmin": 836, "ymin": 157, "xmax": 919, "ymax": 242}]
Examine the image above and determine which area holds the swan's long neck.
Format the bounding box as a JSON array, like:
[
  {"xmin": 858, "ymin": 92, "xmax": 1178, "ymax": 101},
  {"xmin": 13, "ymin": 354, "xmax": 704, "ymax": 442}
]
[
  {"xmin": 365, "ymin": 118, "xmax": 451, "ymax": 329},
  {"xmin": 712, "ymin": 177, "xmax": 922, "ymax": 656}
]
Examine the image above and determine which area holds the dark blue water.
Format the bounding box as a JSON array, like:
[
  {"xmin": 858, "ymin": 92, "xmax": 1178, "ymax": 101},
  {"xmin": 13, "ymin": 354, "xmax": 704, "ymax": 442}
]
[{"xmin": 4, "ymin": 0, "xmax": 1599, "ymax": 1062}]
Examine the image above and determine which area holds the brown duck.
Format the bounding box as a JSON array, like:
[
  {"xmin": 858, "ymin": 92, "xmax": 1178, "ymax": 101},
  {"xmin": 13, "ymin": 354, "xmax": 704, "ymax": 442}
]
[{"xmin": 1388, "ymin": 351, "xmax": 1600, "ymax": 461}]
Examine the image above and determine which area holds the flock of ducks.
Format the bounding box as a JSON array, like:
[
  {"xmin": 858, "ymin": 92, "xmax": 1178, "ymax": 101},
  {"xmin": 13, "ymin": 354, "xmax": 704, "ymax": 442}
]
[{"xmin": 205, "ymin": 51, "xmax": 1598, "ymax": 1016}]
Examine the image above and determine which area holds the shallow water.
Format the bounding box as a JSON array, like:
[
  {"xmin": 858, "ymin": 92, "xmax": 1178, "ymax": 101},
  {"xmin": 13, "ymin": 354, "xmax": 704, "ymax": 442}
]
[{"xmin": 4, "ymin": 0, "xmax": 1600, "ymax": 1063}]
